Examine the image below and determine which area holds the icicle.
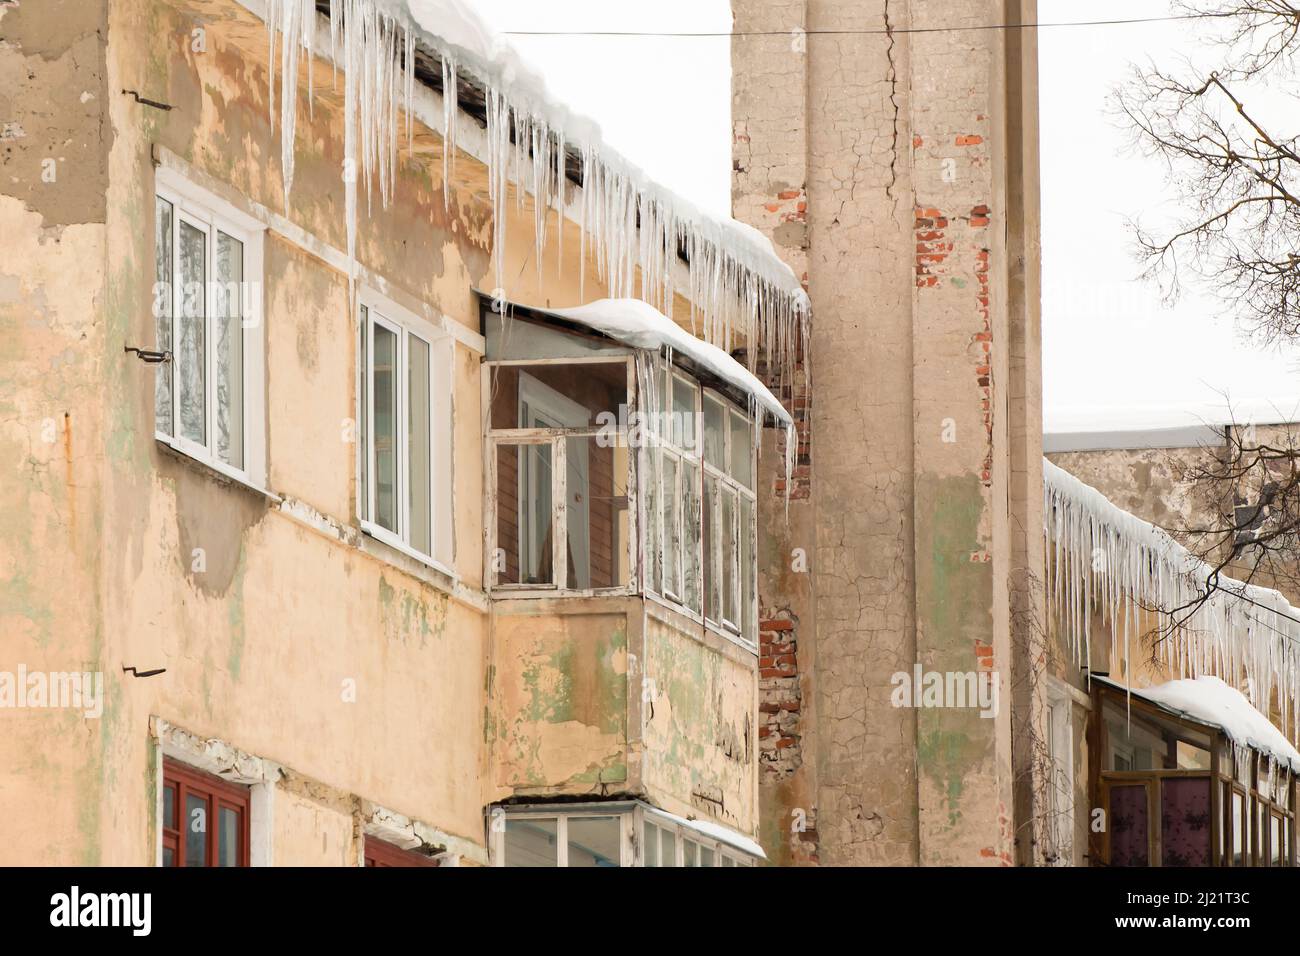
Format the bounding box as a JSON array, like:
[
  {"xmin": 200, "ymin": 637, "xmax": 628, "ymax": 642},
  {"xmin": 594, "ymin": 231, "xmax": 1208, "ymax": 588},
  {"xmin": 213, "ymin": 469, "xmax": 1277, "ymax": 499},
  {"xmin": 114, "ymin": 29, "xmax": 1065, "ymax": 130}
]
[
  {"xmin": 278, "ymin": 0, "xmax": 303, "ymax": 205},
  {"xmin": 441, "ymin": 55, "xmax": 457, "ymax": 207},
  {"xmin": 1044, "ymin": 459, "xmax": 1300, "ymax": 747}
]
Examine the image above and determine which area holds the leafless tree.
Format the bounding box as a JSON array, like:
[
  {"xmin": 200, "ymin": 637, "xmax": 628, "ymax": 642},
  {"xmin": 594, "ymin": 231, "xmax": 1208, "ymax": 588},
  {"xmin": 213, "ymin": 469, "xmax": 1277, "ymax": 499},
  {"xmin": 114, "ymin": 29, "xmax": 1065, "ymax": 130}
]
[
  {"xmin": 1117, "ymin": 3, "xmax": 1300, "ymax": 614},
  {"xmin": 1118, "ymin": 1, "xmax": 1300, "ymax": 342}
]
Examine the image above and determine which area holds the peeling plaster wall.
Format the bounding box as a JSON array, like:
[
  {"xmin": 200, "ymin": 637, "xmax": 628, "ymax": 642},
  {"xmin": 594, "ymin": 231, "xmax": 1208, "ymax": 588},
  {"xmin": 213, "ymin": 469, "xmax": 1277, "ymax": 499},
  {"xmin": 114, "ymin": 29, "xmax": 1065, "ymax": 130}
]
[
  {"xmin": 3, "ymin": 0, "xmax": 764, "ymax": 865},
  {"xmin": 487, "ymin": 599, "xmax": 761, "ymax": 838},
  {"xmin": 489, "ymin": 607, "xmax": 631, "ymax": 794},
  {"xmin": 0, "ymin": 0, "xmax": 641, "ymax": 865},
  {"xmin": 732, "ymin": 0, "xmax": 1044, "ymax": 865},
  {"xmin": 0, "ymin": 0, "xmax": 112, "ymax": 866},
  {"xmin": 641, "ymin": 615, "xmax": 758, "ymax": 835}
]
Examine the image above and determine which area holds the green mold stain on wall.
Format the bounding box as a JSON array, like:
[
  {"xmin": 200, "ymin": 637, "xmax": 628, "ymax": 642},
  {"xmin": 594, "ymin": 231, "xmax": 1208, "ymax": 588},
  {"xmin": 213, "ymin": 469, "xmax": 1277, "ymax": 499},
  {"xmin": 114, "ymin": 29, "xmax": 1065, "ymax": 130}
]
[
  {"xmin": 913, "ymin": 473, "xmax": 996, "ymax": 826},
  {"xmin": 378, "ymin": 574, "xmax": 447, "ymax": 647}
]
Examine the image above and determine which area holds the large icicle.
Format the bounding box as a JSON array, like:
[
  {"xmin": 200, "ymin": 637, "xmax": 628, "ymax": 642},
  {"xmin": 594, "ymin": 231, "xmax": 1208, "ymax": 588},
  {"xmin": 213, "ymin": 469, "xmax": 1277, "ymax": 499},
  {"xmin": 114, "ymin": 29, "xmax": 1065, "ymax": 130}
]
[
  {"xmin": 259, "ymin": 0, "xmax": 809, "ymax": 505},
  {"xmin": 1044, "ymin": 459, "xmax": 1300, "ymax": 745}
]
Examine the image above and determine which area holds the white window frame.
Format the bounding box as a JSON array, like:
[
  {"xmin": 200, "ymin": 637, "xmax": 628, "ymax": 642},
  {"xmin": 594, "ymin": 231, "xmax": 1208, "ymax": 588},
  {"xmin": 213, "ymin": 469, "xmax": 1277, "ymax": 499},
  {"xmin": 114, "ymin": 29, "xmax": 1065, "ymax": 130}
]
[
  {"xmin": 487, "ymin": 803, "xmax": 759, "ymax": 867},
  {"xmin": 357, "ymin": 286, "xmax": 455, "ymax": 576},
  {"xmin": 491, "ymin": 808, "xmax": 632, "ymax": 867},
  {"xmin": 1045, "ymin": 680, "xmax": 1075, "ymax": 866},
  {"xmin": 154, "ymin": 168, "xmax": 267, "ymax": 490}
]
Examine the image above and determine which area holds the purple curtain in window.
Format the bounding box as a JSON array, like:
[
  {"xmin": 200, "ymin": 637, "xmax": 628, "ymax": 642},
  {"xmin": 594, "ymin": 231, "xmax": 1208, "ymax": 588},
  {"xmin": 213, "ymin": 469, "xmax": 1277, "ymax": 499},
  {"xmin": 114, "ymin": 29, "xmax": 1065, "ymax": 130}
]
[
  {"xmin": 1161, "ymin": 777, "xmax": 1212, "ymax": 866},
  {"xmin": 1111, "ymin": 784, "xmax": 1149, "ymax": 866}
]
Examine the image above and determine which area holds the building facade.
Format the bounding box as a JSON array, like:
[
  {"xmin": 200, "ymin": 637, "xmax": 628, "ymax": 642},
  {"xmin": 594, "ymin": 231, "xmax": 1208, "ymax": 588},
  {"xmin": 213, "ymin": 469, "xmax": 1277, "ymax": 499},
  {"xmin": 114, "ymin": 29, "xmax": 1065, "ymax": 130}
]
[
  {"xmin": 731, "ymin": 0, "xmax": 1048, "ymax": 865},
  {"xmin": 0, "ymin": 0, "xmax": 806, "ymax": 866}
]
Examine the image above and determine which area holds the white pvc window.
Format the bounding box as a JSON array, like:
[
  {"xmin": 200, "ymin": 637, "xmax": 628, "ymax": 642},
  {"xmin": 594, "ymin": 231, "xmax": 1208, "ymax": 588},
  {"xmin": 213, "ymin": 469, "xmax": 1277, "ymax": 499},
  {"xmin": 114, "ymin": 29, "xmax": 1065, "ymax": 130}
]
[
  {"xmin": 490, "ymin": 805, "xmax": 758, "ymax": 867},
  {"xmin": 154, "ymin": 172, "xmax": 266, "ymax": 487},
  {"xmin": 357, "ymin": 291, "xmax": 454, "ymax": 573}
]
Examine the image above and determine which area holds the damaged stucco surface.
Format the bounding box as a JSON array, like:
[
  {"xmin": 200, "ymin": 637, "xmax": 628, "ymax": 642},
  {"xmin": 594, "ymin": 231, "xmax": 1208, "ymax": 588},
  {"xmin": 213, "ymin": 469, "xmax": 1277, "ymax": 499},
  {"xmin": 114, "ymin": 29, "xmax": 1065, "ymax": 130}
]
[
  {"xmin": 3, "ymin": 0, "xmax": 762, "ymax": 864},
  {"xmin": 732, "ymin": 0, "xmax": 1043, "ymax": 865}
]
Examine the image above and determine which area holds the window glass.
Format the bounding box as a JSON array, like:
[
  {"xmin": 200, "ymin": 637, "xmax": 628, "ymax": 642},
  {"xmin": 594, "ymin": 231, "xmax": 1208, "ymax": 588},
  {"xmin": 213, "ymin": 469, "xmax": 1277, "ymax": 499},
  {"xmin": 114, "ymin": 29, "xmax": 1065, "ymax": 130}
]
[
  {"xmin": 741, "ymin": 496, "xmax": 755, "ymax": 639},
  {"xmin": 663, "ymin": 455, "xmax": 680, "ymax": 598},
  {"xmin": 722, "ymin": 490, "xmax": 737, "ymax": 626},
  {"xmin": 646, "ymin": 448, "xmax": 661, "ymax": 592},
  {"xmin": 489, "ymin": 362, "xmax": 625, "ymax": 430},
  {"xmin": 703, "ymin": 394, "xmax": 726, "ymax": 469},
  {"xmin": 682, "ymin": 459, "xmax": 702, "ymax": 613},
  {"xmin": 504, "ymin": 818, "xmax": 558, "ymax": 867},
  {"xmin": 683, "ymin": 839, "xmax": 698, "ymax": 867},
  {"xmin": 177, "ymin": 219, "xmax": 207, "ymax": 445},
  {"xmin": 496, "ymin": 443, "xmax": 555, "ymax": 586},
  {"xmin": 568, "ymin": 817, "xmax": 621, "ymax": 867},
  {"xmin": 704, "ymin": 474, "xmax": 720, "ymax": 621},
  {"xmin": 729, "ymin": 410, "xmax": 752, "ymax": 487},
  {"xmin": 218, "ymin": 806, "xmax": 241, "ymax": 867},
  {"xmin": 700, "ymin": 845, "xmax": 716, "ymax": 867},
  {"xmin": 154, "ymin": 197, "xmax": 174, "ymax": 436},
  {"xmin": 185, "ymin": 793, "xmax": 208, "ymax": 867},
  {"xmin": 1109, "ymin": 784, "xmax": 1149, "ymax": 866},
  {"xmin": 372, "ymin": 323, "xmax": 399, "ymax": 533},
  {"xmin": 672, "ymin": 376, "xmax": 697, "ymax": 451},
  {"xmin": 1160, "ymin": 777, "xmax": 1210, "ymax": 866},
  {"xmin": 214, "ymin": 232, "xmax": 244, "ymax": 468},
  {"xmin": 408, "ymin": 335, "xmax": 432, "ymax": 556},
  {"xmin": 1232, "ymin": 790, "xmax": 1246, "ymax": 866},
  {"xmin": 358, "ymin": 306, "xmax": 368, "ymax": 522},
  {"xmin": 568, "ymin": 435, "xmax": 630, "ymax": 589},
  {"xmin": 644, "ymin": 822, "xmax": 661, "ymax": 867}
]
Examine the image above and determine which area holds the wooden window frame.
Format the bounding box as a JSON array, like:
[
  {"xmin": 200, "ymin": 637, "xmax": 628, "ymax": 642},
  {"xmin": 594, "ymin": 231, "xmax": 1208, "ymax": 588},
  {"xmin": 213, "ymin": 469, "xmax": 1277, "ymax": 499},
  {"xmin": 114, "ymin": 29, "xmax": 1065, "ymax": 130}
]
[
  {"xmin": 363, "ymin": 836, "xmax": 438, "ymax": 867},
  {"xmin": 1089, "ymin": 684, "xmax": 1296, "ymax": 867},
  {"xmin": 484, "ymin": 356, "xmax": 638, "ymax": 598},
  {"xmin": 162, "ymin": 758, "xmax": 250, "ymax": 868}
]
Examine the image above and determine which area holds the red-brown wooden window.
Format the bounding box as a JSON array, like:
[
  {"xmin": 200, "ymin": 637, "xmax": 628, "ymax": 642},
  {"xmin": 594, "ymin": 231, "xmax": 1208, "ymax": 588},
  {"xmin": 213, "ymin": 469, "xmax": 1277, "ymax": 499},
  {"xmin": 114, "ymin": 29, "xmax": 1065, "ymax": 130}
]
[
  {"xmin": 162, "ymin": 758, "xmax": 250, "ymax": 867},
  {"xmin": 364, "ymin": 837, "xmax": 438, "ymax": 868}
]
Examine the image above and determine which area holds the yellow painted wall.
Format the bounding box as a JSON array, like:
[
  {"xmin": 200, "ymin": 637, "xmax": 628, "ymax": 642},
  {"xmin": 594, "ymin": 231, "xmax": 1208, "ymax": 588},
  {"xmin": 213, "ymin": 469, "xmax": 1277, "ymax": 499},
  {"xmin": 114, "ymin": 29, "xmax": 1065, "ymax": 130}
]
[{"xmin": 0, "ymin": 0, "xmax": 761, "ymax": 865}]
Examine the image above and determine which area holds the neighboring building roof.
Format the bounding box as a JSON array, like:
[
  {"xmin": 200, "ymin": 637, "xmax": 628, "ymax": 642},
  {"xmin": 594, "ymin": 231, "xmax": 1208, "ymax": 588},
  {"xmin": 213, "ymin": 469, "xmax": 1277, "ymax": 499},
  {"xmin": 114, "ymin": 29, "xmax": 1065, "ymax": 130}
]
[
  {"xmin": 1045, "ymin": 424, "xmax": 1226, "ymax": 453},
  {"xmin": 1094, "ymin": 674, "xmax": 1300, "ymax": 771}
]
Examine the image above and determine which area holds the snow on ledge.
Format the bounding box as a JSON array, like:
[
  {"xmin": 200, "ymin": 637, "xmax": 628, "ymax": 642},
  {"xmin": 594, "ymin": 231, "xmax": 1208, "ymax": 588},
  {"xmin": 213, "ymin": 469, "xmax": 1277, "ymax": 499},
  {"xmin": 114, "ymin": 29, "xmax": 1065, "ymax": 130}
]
[
  {"xmin": 647, "ymin": 805, "xmax": 767, "ymax": 860},
  {"xmin": 1104, "ymin": 675, "xmax": 1300, "ymax": 772},
  {"xmin": 546, "ymin": 298, "xmax": 792, "ymax": 429}
]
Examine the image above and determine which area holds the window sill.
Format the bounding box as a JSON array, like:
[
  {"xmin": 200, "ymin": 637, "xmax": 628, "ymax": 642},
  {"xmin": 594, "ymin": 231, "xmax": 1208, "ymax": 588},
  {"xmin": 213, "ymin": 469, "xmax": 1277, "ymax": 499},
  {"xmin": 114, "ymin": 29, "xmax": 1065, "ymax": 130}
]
[
  {"xmin": 155, "ymin": 436, "xmax": 279, "ymax": 503},
  {"xmin": 645, "ymin": 592, "xmax": 758, "ymax": 656},
  {"xmin": 359, "ymin": 520, "xmax": 460, "ymax": 586},
  {"xmin": 489, "ymin": 585, "xmax": 638, "ymax": 600}
]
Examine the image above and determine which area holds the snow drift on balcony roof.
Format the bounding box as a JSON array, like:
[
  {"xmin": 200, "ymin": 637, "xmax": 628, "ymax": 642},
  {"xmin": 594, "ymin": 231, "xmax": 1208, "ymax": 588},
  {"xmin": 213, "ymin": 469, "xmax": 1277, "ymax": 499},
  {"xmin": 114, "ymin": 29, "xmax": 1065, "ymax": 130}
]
[
  {"xmin": 261, "ymin": 0, "xmax": 809, "ymax": 399},
  {"xmin": 1044, "ymin": 459, "xmax": 1300, "ymax": 745},
  {"xmin": 545, "ymin": 298, "xmax": 792, "ymax": 429},
  {"xmin": 1106, "ymin": 675, "xmax": 1300, "ymax": 772}
]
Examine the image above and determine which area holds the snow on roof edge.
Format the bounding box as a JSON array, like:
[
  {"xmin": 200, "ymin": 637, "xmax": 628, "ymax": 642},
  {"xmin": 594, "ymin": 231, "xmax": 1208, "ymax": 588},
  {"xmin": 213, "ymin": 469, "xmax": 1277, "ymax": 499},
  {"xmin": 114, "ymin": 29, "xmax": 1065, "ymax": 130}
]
[
  {"xmin": 646, "ymin": 805, "xmax": 767, "ymax": 859},
  {"xmin": 1095, "ymin": 674, "xmax": 1300, "ymax": 771},
  {"xmin": 388, "ymin": 0, "xmax": 807, "ymax": 305},
  {"xmin": 1044, "ymin": 457, "xmax": 1300, "ymax": 747},
  {"xmin": 544, "ymin": 298, "xmax": 793, "ymax": 428}
]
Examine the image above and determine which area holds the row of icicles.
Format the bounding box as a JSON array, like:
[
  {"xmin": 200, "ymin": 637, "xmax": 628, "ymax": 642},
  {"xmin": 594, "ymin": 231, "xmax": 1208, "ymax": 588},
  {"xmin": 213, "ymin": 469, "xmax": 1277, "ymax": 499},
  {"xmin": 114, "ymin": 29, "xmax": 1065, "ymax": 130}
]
[
  {"xmin": 1043, "ymin": 460, "xmax": 1300, "ymax": 744},
  {"xmin": 261, "ymin": 0, "xmax": 810, "ymax": 408}
]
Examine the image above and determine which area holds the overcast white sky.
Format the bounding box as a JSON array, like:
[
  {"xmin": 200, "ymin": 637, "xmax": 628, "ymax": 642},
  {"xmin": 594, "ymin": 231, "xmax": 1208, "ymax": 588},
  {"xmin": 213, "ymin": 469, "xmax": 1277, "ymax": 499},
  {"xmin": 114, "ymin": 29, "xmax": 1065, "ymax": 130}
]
[{"xmin": 472, "ymin": 0, "xmax": 1300, "ymax": 433}]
